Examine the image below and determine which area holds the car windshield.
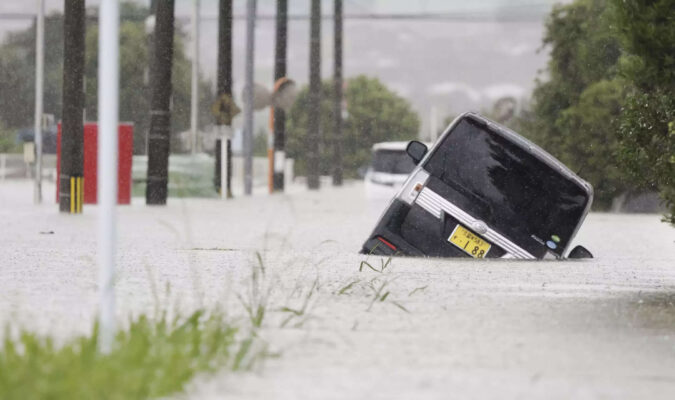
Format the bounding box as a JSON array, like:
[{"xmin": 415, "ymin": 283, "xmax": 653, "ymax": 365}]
[
  {"xmin": 423, "ymin": 118, "xmax": 590, "ymax": 256},
  {"xmin": 371, "ymin": 149, "xmax": 416, "ymax": 175}
]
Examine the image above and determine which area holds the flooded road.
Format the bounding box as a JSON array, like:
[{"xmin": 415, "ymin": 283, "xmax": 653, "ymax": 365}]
[{"xmin": 1, "ymin": 180, "xmax": 674, "ymax": 399}]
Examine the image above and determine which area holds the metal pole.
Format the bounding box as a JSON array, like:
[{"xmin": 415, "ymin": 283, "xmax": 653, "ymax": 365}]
[
  {"xmin": 59, "ymin": 0, "xmax": 85, "ymax": 213},
  {"xmin": 243, "ymin": 0, "xmax": 256, "ymax": 196},
  {"xmin": 332, "ymin": 0, "xmax": 343, "ymax": 186},
  {"xmin": 97, "ymin": 0, "xmax": 119, "ymax": 354},
  {"xmin": 146, "ymin": 0, "xmax": 175, "ymax": 205},
  {"xmin": 144, "ymin": 0, "xmax": 157, "ymax": 156},
  {"xmin": 307, "ymin": 0, "xmax": 321, "ymax": 190},
  {"xmin": 190, "ymin": 0, "xmax": 200, "ymax": 155},
  {"xmin": 34, "ymin": 0, "xmax": 44, "ymax": 204},
  {"xmin": 430, "ymin": 105, "xmax": 437, "ymax": 141},
  {"xmin": 272, "ymin": 0, "xmax": 287, "ymax": 192},
  {"xmin": 215, "ymin": 0, "xmax": 233, "ymax": 199}
]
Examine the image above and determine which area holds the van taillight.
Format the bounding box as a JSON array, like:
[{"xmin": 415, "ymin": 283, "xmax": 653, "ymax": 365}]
[{"xmin": 377, "ymin": 236, "xmax": 397, "ymax": 251}]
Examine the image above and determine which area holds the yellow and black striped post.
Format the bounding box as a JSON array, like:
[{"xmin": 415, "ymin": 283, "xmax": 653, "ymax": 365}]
[{"xmin": 62, "ymin": 175, "xmax": 84, "ymax": 214}]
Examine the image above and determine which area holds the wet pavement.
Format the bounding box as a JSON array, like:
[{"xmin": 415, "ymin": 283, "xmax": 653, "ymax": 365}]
[{"xmin": 1, "ymin": 180, "xmax": 674, "ymax": 399}]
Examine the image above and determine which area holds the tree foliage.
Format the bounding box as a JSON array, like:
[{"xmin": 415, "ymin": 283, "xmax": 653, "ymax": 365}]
[
  {"xmin": 0, "ymin": 2, "xmax": 214, "ymax": 154},
  {"xmin": 0, "ymin": 13, "xmax": 64, "ymax": 131},
  {"xmin": 612, "ymin": 0, "xmax": 675, "ymax": 224},
  {"xmin": 0, "ymin": 120, "xmax": 19, "ymax": 152},
  {"xmin": 517, "ymin": 0, "xmax": 627, "ymax": 209},
  {"xmin": 521, "ymin": 0, "xmax": 674, "ymax": 223},
  {"xmin": 286, "ymin": 75, "xmax": 420, "ymax": 178}
]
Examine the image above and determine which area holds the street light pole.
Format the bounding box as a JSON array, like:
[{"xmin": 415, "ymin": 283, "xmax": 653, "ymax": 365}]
[
  {"xmin": 242, "ymin": 0, "xmax": 256, "ymax": 196},
  {"xmin": 190, "ymin": 0, "xmax": 200, "ymax": 155},
  {"xmin": 307, "ymin": 0, "xmax": 321, "ymax": 190},
  {"xmin": 215, "ymin": 0, "xmax": 233, "ymax": 199},
  {"xmin": 97, "ymin": 0, "xmax": 119, "ymax": 354},
  {"xmin": 272, "ymin": 0, "xmax": 288, "ymax": 192},
  {"xmin": 146, "ymin": 0, "xmax": 175, "ymax": 205},
  {"xmin": 332, "ymin": 0, "xmax": 343, "ymax": 186},
  {"xmin": 34, "ymin": 0, "xmax": 44, "ymax": 204}
]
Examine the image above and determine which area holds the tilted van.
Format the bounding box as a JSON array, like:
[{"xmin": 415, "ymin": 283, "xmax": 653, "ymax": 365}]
[{"xmin": 361, "ymin": 112, "xmax": 594, "ymax": 260}]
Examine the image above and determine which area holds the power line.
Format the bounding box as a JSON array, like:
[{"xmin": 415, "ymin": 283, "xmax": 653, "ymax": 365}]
[{"xmin": 0, "ymin": 11, "xmax": 550, "ymax": 23}]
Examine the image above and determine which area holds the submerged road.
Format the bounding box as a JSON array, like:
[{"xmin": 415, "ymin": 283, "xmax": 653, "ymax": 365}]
[{"xmin": 1, "ymin": 180, "xmax": 674, "ymax": 399}]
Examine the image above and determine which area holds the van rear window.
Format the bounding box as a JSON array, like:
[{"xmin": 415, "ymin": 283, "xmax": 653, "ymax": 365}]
[{"xmin": 423, "ymin": 118, "xmax": 589, "ymax": 256}]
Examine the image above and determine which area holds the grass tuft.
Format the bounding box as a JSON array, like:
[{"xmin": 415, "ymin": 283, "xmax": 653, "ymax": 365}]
[
  {"xmin": 337, "ymin": 280, "xmax": 360, "ymax": 295},
  {"xmin": 408, "ymin": 285, "xmax": 428, "ymax": 297},
  {"xmin": 0, "ymin": 311, "xmax": 260, "ymax": 400},
  {"xmin": 237, "ymin": 255, "xmax": 270, "ymax": 329},
  {"xmin": 279, "ymin": 278, "xmax": 319, "ymax": 328}
]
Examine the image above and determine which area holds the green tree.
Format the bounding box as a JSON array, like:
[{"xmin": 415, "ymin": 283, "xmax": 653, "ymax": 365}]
[
  {"xmin": 0, "ymin": 120, "xmax": 19, "ymax": 152},
  {"xmin": 253, "ymin": 127, "xmax": 268, "ymax": 157},
  {"xmin": 518, "ymin": 0, "xmax": 629, "ymax": 208},
  {"xmin": 556, "ymin": 80, "xmax": 626, "ymax": 202},
  {"xmin": 0, "ymin": 2, "xmax": 214, "ymax": 154},
  {"xmin": 286, "ymin": 75, "xmax": 420, "ymax": 178},
  {"xmin": 612, "ymin": 0, "xmax": 675, "ymax": 224},
  {"xmin": 0, "ymin": 14, "xmax": 64, "ymax": 131}
]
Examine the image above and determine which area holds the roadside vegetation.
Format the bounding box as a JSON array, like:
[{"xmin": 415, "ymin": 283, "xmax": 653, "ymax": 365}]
[
  {"xmin": 513, "ymin": 0, "xmax": 674, "ymax": 224},
  {"xmin": 287, "ymin": 75, "xmax": 420, "ymax": 178},
  {"xmin": 0, "ymin": 311, "xmax": 262, "ymax": 400},
  {"xmin": 0, "ymin": 120, "xmax": 20, "ymax": 153}
]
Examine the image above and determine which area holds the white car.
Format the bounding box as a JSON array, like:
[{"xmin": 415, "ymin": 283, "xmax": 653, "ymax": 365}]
[{"xmin": 364, "ymin": 141, "xmax": 430, "ymax": 200}]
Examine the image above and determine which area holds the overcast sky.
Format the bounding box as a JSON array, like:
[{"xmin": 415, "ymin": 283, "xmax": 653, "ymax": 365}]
[
  {"xmin": 1, "ymin": 1, "xmax": 565, "ymax": 16},
  {"xmin": 0, "ymin": 0, "xmax": 570, "ymax": 136}
]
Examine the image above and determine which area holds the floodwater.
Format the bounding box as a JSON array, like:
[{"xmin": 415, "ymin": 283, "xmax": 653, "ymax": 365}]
[{"xmin": 1, "ymin": 180, "xmax": 674, "ymax": 399}]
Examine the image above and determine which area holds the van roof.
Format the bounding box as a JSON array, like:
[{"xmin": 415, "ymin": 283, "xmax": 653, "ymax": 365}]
[{"xmin": 372, "ymin": 141, "xmax": 432, "ymax": 151}]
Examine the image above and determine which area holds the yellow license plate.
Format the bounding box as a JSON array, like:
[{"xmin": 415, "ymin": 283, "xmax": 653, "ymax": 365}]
[{"xmin": 448, "ymin": 224, "xmax": 491, "ymax": 258}]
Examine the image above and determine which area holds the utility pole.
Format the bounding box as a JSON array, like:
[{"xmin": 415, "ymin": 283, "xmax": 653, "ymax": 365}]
[
  {"xmin": 190, "ymin": 0, "xmax": 200, "ymax": 155},
  {"xmin": 34, "ymin": 0, "xmax": 44, "ymax": 204},
  {"xmin": 215, "ymin": 0, "xmax": 233, "ymax": 198},
  {"xmin": 59, "ymin": 0, "xmax": 85, "ymax": 213},
  {"xmin": 242, "ymin": 0, "xmax": 256, "ymax": 195},
  {"xmin": 272, "ymin": 0, "xmax": 288, "ymax": 192},
  {"xmin": 146, "ymin": 0, "xmax": 175, "ymax": 205},
  {"xmin": 332, "ymin": 0, "xmax": 343, "ymax": 186},
  {"xmin": 97, "ymin": 0, "xmax": 119, "ymax": 354},
  {"xmin": 307, "ymin": 0, "xmax": 321, "ymax": 190},
  {"xmin": 144, "ymin": 0, "xmax": 157, "ymax": 155}
]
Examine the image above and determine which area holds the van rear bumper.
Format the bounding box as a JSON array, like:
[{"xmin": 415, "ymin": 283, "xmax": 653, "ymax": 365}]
[{"xmin": 360, "ymin": 199, "xmax": 426, "ymax": 257}]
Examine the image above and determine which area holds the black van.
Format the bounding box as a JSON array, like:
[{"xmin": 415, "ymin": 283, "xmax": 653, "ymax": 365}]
[{"xmin": 361, "ymin": 112, "xmax": 594, "ymax": 260}]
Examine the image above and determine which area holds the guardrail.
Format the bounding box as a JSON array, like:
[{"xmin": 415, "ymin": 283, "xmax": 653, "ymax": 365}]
[
  {"xmin": 0, "ymin": 153, "xmax": 57, "ymax": 180},
  {"xmin": 1, "ymin": 153, "xmax": 295, "ymax": 198}
]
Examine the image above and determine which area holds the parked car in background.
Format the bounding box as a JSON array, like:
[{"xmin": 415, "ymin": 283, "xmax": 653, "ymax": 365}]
[
  {"xmin": 364, "ymin": 141, "xmax": 430, "ymax": 200},
  {"xmin": 361, "ymin": 112, "xmax": 594, "ymax": 260}
]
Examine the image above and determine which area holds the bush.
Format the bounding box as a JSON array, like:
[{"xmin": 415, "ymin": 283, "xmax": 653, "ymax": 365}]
[{"xmin": 0, "ymin": 122, "xmax": 19, "ymax": 153}]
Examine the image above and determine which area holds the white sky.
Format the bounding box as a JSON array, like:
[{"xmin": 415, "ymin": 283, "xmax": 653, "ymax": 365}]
[
  {"xmin": 0, "ymin": 0, "xmax": 565, "ymax": 16},
  {"xmin": 0, "ymin": 0, "xmax": 570, "ymax": 136}
]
